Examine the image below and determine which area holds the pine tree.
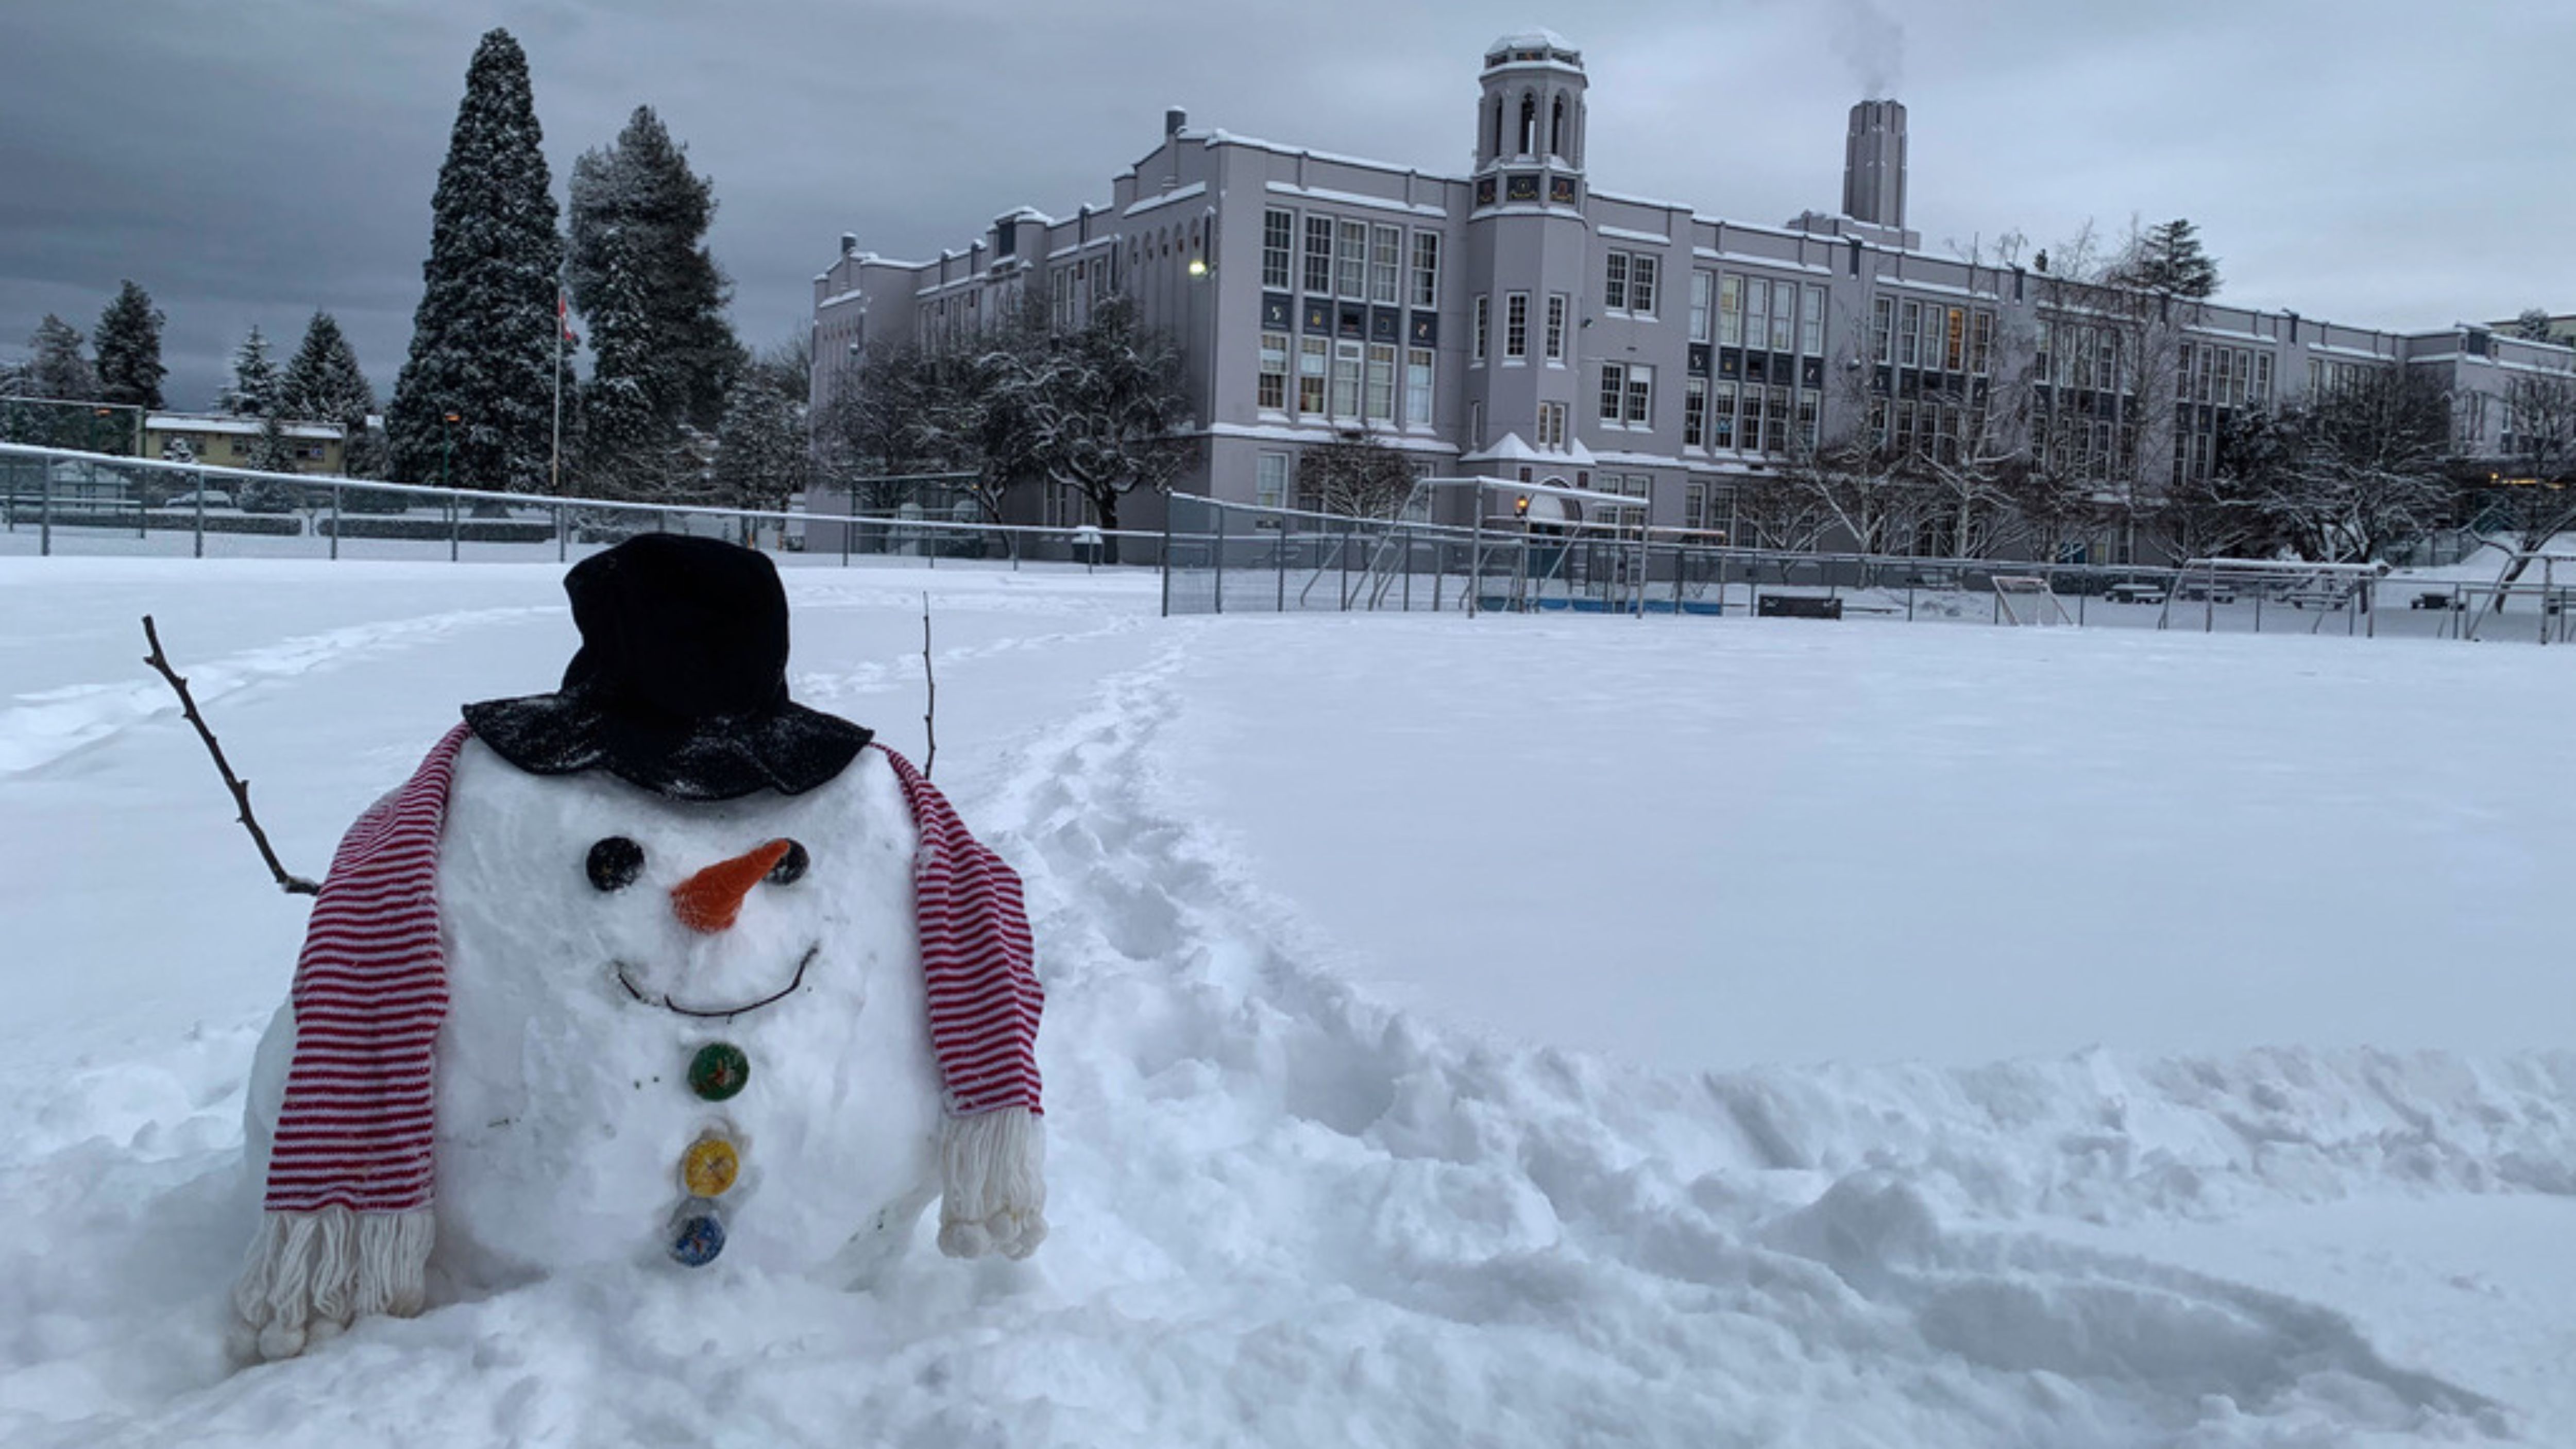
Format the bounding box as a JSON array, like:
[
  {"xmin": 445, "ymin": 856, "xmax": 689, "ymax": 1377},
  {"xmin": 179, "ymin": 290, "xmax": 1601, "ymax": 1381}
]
[
  {"xmin": 713, "ymin": 374, "xmax": 810, "ymax": 519},
  {"xmin": 281, "ymin": 311, "xmax": 381, "ymax": 474},
  {"xmin": 92, "ymin": 281, "xmax": 167, "ymax": 410},
  {"xmin": 2122, "ymin": 218, "xmax": 2220, "ymax": 299},
  {"xmin": 388, "ymin": 29, "xmax": 564, "ymax": 492},
  {"xmin": 23, "ymin": 315, "xmax": 99, "ymax": 400},
  {"xmin": 569, "ymin": 105, "xmax": 742, "ymax": 455},
  {"xmin": 2510, "ymin": 308, "xmax": 2558, "ymax": 344},
  {"xmin": 222, "ymin": 326, "xmax": 282, "ymax": 416}
]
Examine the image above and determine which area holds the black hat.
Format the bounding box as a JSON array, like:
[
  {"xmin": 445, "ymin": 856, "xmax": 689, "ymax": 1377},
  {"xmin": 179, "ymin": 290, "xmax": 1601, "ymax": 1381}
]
[{"xmin": 462, "ymin": 534, "xmax": 871, "ymax": 801}]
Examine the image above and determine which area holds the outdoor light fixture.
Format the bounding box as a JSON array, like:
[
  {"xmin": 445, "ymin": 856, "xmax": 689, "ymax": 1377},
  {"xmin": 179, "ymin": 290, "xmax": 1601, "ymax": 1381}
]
[{"xmin": 1188, "ymin": 257, "xmax": 1208, "ymax": 277}]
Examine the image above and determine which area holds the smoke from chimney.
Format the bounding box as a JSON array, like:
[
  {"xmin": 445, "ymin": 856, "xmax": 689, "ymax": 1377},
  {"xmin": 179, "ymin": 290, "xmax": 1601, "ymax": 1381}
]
[{"xmin": 1825, "ymin": 0, "xmax": 1904, "ymax": 99}]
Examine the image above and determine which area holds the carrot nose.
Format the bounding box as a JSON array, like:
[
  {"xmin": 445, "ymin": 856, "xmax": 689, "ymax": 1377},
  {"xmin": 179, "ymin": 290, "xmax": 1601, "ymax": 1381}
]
[{"xmin": 670, "ymin": 840, "xmax": 794, "ymax": 934}]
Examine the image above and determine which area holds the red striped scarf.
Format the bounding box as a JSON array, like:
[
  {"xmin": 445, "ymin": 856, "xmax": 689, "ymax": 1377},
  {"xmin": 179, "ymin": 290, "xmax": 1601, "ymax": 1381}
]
[{"xmin": 265, "ymin": 725, "xmax": 1042, "ymax": 1215}]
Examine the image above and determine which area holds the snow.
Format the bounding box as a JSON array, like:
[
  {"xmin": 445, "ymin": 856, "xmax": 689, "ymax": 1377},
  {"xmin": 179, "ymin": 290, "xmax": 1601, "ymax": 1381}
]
[{"xmin": 2, "ymin": 553, "xmax": 2571, "ymax": 1445}]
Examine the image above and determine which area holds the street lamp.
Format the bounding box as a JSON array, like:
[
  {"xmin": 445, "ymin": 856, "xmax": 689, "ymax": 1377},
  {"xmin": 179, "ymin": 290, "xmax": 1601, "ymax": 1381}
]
[{"xmin": 442, "ymin": 411, "xmax": 461, "ymax": 492}]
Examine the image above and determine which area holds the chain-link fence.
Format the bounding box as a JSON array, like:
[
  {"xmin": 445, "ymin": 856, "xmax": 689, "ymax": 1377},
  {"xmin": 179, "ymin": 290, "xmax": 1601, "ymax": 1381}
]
[
  {"xmin": 0, "ymin": 443, "xmax": 1160, "ymax": 572},
  {"xmin": 1162, "ymin": 493, "xmax": 2575, "ymax": 643}
]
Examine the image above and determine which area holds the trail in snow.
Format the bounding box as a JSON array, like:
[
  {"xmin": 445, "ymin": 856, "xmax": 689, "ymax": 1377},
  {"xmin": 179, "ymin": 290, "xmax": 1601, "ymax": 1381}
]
[{"xmin": 0, "ymin": 607, "xmax": 552, "ymax": 776}]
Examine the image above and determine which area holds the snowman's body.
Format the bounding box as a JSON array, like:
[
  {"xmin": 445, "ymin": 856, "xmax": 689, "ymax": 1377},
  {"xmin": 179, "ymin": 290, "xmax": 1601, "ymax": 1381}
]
[{"xmin": 245, "ymin": 738, "xmax": 945, "ymax": 1290}]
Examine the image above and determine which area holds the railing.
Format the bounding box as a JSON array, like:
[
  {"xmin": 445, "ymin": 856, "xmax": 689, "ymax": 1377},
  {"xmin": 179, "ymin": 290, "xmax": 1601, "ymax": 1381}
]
[
  {"xmin": 0, "ymin": 443, "xmax": 1161, "ymax": 572},
  {"xmin": 1161, "ymin": 493, "xmax": 2566, "ymax": 643}
]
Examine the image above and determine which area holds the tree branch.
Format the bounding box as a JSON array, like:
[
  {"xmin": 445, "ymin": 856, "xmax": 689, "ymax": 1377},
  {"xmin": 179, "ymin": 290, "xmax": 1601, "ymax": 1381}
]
[
  {"xmin": 921, "ymin": 591, "xmax": 937, "ymax": 782},
  {"xmin": 141, "ymin": 615, "xmax": 319, "ymax": 895}
]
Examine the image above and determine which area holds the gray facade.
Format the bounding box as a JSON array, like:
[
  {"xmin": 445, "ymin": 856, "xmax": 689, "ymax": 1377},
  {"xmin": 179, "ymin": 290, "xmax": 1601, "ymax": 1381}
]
[{"xmin": 812, "ymin": 29, "xmax": 2572, "ymax": 555}]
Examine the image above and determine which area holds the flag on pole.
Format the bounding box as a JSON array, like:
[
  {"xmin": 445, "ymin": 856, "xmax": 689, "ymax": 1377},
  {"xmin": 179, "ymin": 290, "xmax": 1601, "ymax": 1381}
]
[{"xmin": 557, "ymin": 290, "xmax": 579, "ymax": 347}]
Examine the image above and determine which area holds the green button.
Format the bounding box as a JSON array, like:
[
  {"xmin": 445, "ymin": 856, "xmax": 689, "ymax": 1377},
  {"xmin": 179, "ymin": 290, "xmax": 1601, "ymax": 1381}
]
[{"xmin": 688, "ymin": 1043, "xmax": 750, "ymax": 1101}]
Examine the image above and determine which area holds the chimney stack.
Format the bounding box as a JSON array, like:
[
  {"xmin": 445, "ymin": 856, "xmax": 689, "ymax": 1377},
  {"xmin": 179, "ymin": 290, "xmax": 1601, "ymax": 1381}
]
[
  {"xmin": 1841, "ymin": 99, "xmax": 1907, "ymax": 231},
  {"xmin": 839, "ymin": 232, "xmax": 857, "ymax": 257},
  {"xmin": 1165, "ymin": 107, "xmax": 1188, "ymax": 138}
]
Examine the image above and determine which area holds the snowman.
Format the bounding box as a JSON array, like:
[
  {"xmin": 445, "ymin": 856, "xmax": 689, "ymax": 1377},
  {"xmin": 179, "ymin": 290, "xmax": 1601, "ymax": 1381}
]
[{"xmin": 231, "ymin": 535, "xmax": 1045, "ymax": 1361}]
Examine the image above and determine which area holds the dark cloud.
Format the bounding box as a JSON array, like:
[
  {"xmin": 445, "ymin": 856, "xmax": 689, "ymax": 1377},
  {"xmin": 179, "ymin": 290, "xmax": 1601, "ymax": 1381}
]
[{"xmin": 4, "ymin": 1, "xmax": 2569, "ymax": 415}]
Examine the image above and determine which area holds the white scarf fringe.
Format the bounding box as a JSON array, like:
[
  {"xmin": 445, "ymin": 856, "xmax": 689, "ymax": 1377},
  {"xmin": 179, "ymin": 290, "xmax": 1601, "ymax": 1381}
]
[
  {"xmin": 229, "ymin": 1207, "xmax": 434, "ymax": 1362},
  {"xmin": 937, "ymin": 1106, "xmax": 1047, "ymax": 1260}
]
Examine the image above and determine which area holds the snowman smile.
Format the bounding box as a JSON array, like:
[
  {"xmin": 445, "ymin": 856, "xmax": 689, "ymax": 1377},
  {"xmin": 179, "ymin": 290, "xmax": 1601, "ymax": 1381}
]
[{"xmin": 613, "ymin": 944, "xmax": 822, "ymax": 1020}]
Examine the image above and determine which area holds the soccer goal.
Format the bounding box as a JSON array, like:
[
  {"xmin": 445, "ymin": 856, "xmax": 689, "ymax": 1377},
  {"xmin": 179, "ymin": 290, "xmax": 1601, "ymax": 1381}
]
[{"xmin": 1991, "ymin": 575, "xmax": 2072, "ymax": 627}]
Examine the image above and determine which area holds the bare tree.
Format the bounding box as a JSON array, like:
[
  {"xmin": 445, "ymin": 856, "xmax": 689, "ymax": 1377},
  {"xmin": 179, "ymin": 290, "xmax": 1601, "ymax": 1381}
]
[
  {"xmin": 1298, "ymin": 430, "xmax": 1416, "ymax": 518},
  {"xmin": 2485, "ymin": 370, "xmax": 2576, "ymax": 572}
]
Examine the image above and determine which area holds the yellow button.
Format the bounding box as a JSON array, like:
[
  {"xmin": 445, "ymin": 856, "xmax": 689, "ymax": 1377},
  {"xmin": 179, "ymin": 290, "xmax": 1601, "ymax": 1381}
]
[{"xmin": 682, "ymin": 1135, "xmax": 740, "ymax": 1197}]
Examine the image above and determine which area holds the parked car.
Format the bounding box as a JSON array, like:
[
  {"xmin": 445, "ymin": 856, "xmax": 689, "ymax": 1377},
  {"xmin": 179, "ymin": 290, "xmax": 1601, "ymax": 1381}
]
[{"xmin": 163, "ymin": 489, "xmax": 235, "ymax": 510}]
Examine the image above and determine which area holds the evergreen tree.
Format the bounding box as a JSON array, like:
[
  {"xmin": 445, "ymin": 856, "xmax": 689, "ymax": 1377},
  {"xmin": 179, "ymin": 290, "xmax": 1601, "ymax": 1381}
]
[
  {"xmin": 221, "ymin": 325, "xmax": 282, "ymax": 416},
  {"xmin": 2119, "ymin": 218, "xmax": 2221, "ymax": 298},
  {"xmin": 713, "ymin": 369, "xmax": 810, "ymax": 520},
  {"xmin": 2510, "ymin": 308, "xmax": 2558, "ymax": 344},
  {"xmin": 92, "ymin": 281, "xmax": 167, "ymax": 410},
  {"xmin": 388, "ymin": 29, "xmax": 564, "ymax": 492},
  {"xmin": 23, "ymin": 315, "xmax": 99, "ymax": 400},
  {"xmin": 569, "ymin": 106, "xmax": 741, "ymax": 451},
  {"xmin": 281, "ymin": 311, "xmax": 382, "ymax": 474}
]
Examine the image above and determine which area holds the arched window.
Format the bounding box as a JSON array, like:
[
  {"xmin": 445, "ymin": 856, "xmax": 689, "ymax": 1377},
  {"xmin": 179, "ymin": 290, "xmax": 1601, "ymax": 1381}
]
[
  {"xmin": 1518, "ymin": 93, "xmax": 1537, "ymax": 155},
  {"xmin": 1489, "ymin": 97, "xmax": 1503, "ymax": 158},
  {"xmin": 1551, "ymin": 95, "xmax": 1566, "ymax": 157}
]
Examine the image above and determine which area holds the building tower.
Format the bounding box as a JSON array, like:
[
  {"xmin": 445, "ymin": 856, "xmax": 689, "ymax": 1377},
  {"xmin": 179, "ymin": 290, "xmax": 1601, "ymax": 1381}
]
[
  {"xmin": 1842, "ymin": 99, "xmax": 1907, "ymax": 232},
  {"xmin": 1463, "ymin": 31, "xmax": 1591, "ymax": 486}
]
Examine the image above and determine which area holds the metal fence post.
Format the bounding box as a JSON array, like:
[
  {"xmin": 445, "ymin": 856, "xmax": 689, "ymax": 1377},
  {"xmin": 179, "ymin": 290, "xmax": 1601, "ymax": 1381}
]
[
  {"xmin": 330, "ymin": 482, "xmax": 342, "ymax": 560},
  {"xmin": 556, "ymin": 504, "xmax": 568, "ymax": 563},
  {"xmin": 448, "ymin": 491, "xmax": 460, "ymax": 562},
  {"xmin": 39, "ymin": 455, "xmax": 54, "ymax": 557},
  {"xmin": 1276, "ymin": 521, "xmax": 1287, "ymax": 611},
  {"xmin": 1212, "ymin": 502, "xmax": 1227, "ymax": 615},
  {"xmin": 192, "ymin": 472, "xmax": 205, "ymax": 559}
]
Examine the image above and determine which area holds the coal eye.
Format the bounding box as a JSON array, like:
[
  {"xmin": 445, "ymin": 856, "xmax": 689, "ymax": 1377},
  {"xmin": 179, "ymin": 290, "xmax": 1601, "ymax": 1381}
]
[
  {"xmin": 587, "ymin": 837, "xmax": 645, "ymax": 892},
  {"xmin": 767, "ymin": 840, "xmax": 809, "ymax": 885}
]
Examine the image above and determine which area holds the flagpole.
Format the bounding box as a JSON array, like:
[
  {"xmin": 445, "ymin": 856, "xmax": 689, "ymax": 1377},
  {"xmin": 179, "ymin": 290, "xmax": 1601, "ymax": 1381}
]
[{"xmin": 551, "ymin": 285, "xmax": 565, "ymax": 497}]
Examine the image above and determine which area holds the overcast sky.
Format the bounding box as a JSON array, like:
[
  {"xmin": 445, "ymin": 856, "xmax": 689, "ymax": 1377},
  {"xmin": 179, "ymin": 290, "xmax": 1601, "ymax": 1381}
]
[{"xmin": 4, "ymin": 0, "xmax": 2569, "ymax": 412}]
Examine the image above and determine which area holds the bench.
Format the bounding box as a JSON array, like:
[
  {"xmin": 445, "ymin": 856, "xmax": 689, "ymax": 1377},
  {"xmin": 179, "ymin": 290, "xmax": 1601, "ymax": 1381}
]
[
  {"xmin": 1756, "ymin": 593, "xmax": 1843, "ymax": 620},
  {"xmin": 2411, "ymin": 591, "xmax": 2458, "ymax": 610}
]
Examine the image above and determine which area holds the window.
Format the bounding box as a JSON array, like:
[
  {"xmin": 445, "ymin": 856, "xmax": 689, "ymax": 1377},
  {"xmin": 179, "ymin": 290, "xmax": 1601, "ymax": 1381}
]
[
  {"xmin": 1337, "ymin": 219, "xmax": 1368, "ymax": 298},
  {"xmin": 1897, "ymin": 299, "xmax": 1921, "ymax": 367},
  {"xmin": 1797, "ymin": 389, "xmax": 1819, "ymax": 449},
  {"xmin": 1767, "ymin": 387, "xmax": 1790, "ymax": 452},
  {"xmin": 1710, "ymin": 381, "xmax": 1737, "ymax": 449},
  {"xmin": 1603, "ymin": 253, "xmax": 1629, "ymax": 311},
  {"xmin": 1690, "ymin": 271, "xmax": 1712, "ymax": 343},
  {"xmin": 1258, "ymin": 332, "xmax": 1289, "ymax": 411},
  {"xmin": 1803, "ymin": 286, "xmax": 1826, "ymax": 358},
  {"xmin": 1769, "ymin": 282, "xmax": 1793, "ymax": 352},
  {"xmin": 1630, "ymin": 256, "xmax": 1657, "ymax": 317},
  {"xmin": 1411, "ymin": 233, "xmax": 1440, "ymax": 308},
  {"xmin": 1365, "ymin": 343, "xmax": 1397, "ymax": 421},
  {"xmin": 1683, "ymin": 377, "xmax": 1707, "ymax": 448},
  {"xmin": 1719, "ymin": 274, "xmax": 1744, "ymax": 348},
  {"xmin": 1872, "ymin": 296, "xmax": 1893, "ymax": 364},
  {"xmin": 1262, "ymin": 209, "xmax": 1294, "ymax": 291},
  {"xmin": 1405, "ymin": 348, "xmax": 1434, "ymax": 426},
  {"xmin": 1473, "ymin": 296, "xmax": 1490, "ymax": 362},
  {"xmin": 1537, "ymin": 401, "xmax": 1568, "ymax": 449},
  {"xmin": 2253, "ymin": 351, "xmax": 2273, "ymax": 404},
  {"xmin": 1743, "ymin": 278, "xmax": 1769, "ymax": 351},
  {"xmin": 1599, "ymin": 362, "xmax": 1626, "ymax": 422},
  {"xmin": 1685, "ymin": 480, "xmax": 1709, "ymax": 533},
  {"xmin": 1256, "ymin": 451, "xmax": 1289, "ymax": 510},
  {"xmin": 1505, "ymin": 293, "xmax": 1530, "ymax": 360},
  {"xmin": 1545, "ymin": 294, "xmax": 1567, "ymax": 361},
  {"xmin": 1739, "ymin": 381, "xmax": 1764, "ymax": 452},
  {"xmin": 1298, "ymin": 336, "xmax": 1328, "ymax": 414},
  {"xmin": 1943, "ymin": 306, "xmax": 1965, "ymax": 372},
  {"xmin": 1626, "ymin": 365, "xmax": 1655, "ymax": 426},
  {"xmin": 1303, "ymin": 216, "xmax": 1333, "ymax": 294},
  {"xmin": 1970, "ymin": 310, "xmax": 1993, "ymax": 376},
  {"xmin": 1332, "ymin": 338, "xmax": 1363, "ymax": 417},
  {"xmin": 1370, "ymin": 225, "xmax": 1401, "ymax": 305}
]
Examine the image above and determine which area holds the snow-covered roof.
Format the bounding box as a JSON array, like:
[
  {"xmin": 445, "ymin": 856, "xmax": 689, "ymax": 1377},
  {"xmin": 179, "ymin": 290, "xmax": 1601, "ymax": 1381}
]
[
  {"xmin": 1489, "ymin": 29, "xmax": 1574, "ymax": 53},
  {"xmin": 996, "ymin": 205, "xmax": 1053, "ymax": 225},
  {"xmin": 147, "ymin": 413, "xmax": 343, "ymax": 440},
  {"xmin": 1457, "ymin": 431, "xmax": 1597, "ymax": 468}
]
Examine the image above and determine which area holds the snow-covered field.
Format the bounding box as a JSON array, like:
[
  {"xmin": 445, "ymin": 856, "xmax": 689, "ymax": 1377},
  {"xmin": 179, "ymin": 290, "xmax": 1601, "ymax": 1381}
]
[{"xmin": 2, "ymin": 553, "xmax": 2571, "ymax": 1446}]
